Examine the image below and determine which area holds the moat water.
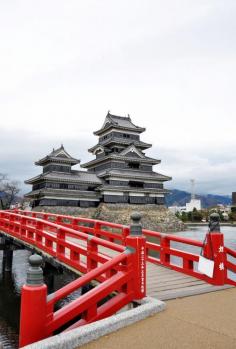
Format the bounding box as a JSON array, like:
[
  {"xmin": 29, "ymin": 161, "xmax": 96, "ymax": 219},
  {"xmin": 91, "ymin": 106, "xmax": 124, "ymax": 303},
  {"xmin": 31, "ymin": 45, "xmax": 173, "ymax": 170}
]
[
  {"xmin": 0, "ymin": 226, "xmax": 236, "ymax": 349},
  {"xmin": 0, "ymin": 250, "xmax": 80, "ymax": 349}
]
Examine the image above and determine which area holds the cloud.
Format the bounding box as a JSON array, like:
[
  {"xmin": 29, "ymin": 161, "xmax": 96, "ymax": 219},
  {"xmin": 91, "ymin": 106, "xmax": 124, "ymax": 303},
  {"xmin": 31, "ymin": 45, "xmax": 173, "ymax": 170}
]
[
  {"xmin": 151, "ymin": 145, "xmax": 236, "ymax": 195},
  {"xmin": 0, "ymin": 1, "xmax": 235, "ymax": 196}
]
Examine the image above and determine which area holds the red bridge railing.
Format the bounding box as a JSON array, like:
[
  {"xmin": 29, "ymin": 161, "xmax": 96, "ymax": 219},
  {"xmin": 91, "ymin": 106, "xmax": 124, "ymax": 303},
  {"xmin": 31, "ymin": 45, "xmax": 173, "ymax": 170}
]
[
  {"xmin": 1, "ymin": 210, "xmax": 236, "ymax": 347},
  {"xmin": 13, "ymin": 209, "xmax": 236, "ymax": 287},
  {"xmin": 0, "ymin": 210, "xmax": 146, "ymax": 347}
]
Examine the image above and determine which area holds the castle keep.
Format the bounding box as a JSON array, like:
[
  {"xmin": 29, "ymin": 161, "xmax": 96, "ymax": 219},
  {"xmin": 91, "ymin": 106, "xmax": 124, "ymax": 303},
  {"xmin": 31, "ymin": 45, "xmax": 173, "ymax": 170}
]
[{"xmin": 25, "ymin": 113, "xmax": 171, "ymax": 208}]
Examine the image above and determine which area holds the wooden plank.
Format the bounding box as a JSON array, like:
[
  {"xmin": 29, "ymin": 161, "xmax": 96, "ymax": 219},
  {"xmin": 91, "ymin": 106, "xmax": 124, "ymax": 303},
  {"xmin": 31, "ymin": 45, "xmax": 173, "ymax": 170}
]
[
  {"xmin": 150, "ymin": 283, "xmax": 231, "ymax": 296},
  {"xmin": 147, "ymin": 274, "xmax": 197, "ymax": 283},
  {"xmin": 145, "ymin": 260, "xmax": 233, "ymax": 300},
  {"xmin": 148, "ymin": 281, "xmax": 207, "ymax": 292},
  {"xmin": 148, "ymin": 279, "xmax": 205, "ymax": 289},
  {"xmin": 150, "ymin": 285, "xmax": 232, "ymax": 300},
  {"xmin": 147, "ymin": 278, "xmax": 205, "ymax": 288}
]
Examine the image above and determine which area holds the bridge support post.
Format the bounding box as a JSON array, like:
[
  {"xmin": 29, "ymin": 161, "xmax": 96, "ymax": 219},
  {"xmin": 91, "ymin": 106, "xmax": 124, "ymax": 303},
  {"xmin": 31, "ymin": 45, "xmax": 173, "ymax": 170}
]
[
  {"xmin": 3, "ymin": 249, "xmax": 13, "ymax": 272},
  {"xmin": 126, "ymin": 213, "xmax": 146, "ymax": 300},
  {"xmin": 204, "ymin": 213, "xmax": 226, "ymax": 285},
  {"xmin": 19, "ymin": 254, "xmax": 48, "ymax": 348},
  {"xmin": 2, "ymin": 238, "xmax": 14, "ymax": 272}
]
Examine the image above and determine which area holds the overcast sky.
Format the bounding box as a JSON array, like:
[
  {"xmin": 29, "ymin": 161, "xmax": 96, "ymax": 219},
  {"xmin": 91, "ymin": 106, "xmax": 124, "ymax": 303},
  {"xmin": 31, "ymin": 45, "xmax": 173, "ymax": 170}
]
[{"xmin": 0, "ymin": 0, "xmax": 235, "ymax": 196}]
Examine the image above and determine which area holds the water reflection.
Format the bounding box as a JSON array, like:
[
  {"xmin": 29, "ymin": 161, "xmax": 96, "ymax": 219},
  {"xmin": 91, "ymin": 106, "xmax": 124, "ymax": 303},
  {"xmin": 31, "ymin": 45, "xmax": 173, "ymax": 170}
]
[{"xmin": 0, "ymin": 250, "xmax": 80, "ymax": 349}]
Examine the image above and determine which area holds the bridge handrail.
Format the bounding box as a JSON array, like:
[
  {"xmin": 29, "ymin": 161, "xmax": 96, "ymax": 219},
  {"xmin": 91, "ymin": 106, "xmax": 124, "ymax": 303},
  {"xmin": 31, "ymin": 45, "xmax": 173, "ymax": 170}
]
[
  {"xmin": 224, "ymin": 247, "xmax": 236, "ymax": 285},
  {"xmin": 0, "ymin": 210, "xmax": 146, "ymax": 347},
  {"xmin": 225, "ymin": 246, "xmax": 236, "ymax": 259},
  {"xmin": 45, "ymin": 252, "xmax": 133, "ymax": 334},
  {"xmin": 47, "ymin": 251, "xmax": 129, "ymax": 307},
  {"xmin": 160, "ymin": 234, "xmax": 203, "ymax": 247},
  {"xmin": 7, "ymin": 210, "xmax": 236, "ymax": 286},
  {"xmin": 12, "ymin": 209, "xmax": 128, "ymax": 244},
  {"xmin": 13, "ymin": 210, "xmax": 236, "ymax": 285},
  {"xmin": 1, "ymin": 211, "xmax": 125, "ymax": 254},
  {"xmin": 14, "ymin": 209, "xmax": 204, "ymax": 248},
  {"xmin": 13, "ymin": 209, "xmax": 125, "ymax": 229}
]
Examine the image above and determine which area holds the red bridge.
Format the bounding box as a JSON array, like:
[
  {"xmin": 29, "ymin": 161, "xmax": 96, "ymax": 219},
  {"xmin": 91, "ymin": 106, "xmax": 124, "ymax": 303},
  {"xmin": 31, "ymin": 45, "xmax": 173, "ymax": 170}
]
[{"xmin": 0, "ymin": 209, "xmax": 235, "ymax": 347}]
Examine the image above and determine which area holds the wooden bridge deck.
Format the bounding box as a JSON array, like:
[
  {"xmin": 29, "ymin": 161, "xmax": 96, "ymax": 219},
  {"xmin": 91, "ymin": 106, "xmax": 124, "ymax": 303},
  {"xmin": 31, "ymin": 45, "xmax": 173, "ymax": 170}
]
[
  {"xmin": 146, "ymin": 262, "xmax": 232, "ymax": 300},
  {"xmin": 74, "ymin": 240, "xmax": 232, "ymax": 300},
  {"xmin": 0, "ymin": 230, "xmax": 232, "ymax": 301}
]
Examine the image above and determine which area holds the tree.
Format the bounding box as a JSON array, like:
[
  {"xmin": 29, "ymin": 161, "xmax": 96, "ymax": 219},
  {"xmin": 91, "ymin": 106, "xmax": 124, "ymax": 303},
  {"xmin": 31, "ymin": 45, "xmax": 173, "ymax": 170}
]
[
  {"xmin": 0, "ymin": 173, "xmax": 20, "ymax": 209},
  {"xmin": 191, "ymin": 208, "xmax": 204, "ymax": 222}
]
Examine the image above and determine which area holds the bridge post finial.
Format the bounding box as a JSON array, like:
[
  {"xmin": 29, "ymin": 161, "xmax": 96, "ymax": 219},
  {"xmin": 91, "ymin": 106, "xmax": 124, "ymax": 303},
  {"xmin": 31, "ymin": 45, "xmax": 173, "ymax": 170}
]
[
  {"xmin": 209, "ymin": 212, "xmax": 221, "ymax": 233},
  {"xmin": 130, "ymin": 212, "xmax": 142, "ymax": 236},
  {"xmin": 26, "ymin": 254, "xmax": 44, "ymax": 285},
  {"xmin": 19, "ymin": 254, "xmax": 48, "ymax": 347}
]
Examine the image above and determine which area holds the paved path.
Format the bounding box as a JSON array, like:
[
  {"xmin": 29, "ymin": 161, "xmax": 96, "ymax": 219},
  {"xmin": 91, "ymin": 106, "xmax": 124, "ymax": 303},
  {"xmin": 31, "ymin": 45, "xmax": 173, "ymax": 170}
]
[{"xmin": 80, "ymin": 288, "xmax": 236, "ymax": 349}]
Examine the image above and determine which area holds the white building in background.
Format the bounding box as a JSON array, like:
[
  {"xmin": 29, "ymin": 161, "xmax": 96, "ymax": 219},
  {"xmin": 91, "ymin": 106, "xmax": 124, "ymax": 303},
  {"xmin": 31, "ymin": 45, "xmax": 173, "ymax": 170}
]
[
  {"xmin": 168, "ymin": 205, "xmax": 186, "ymax": 214},
  {"xmin": 185, "ymin": 179, "xmax": 201, "ymax": 212},
  {"xmin": 185, "ymin": 198, "xmax": 201, "ymax": 212},
  {"xmin": 168, "ymin": 179, "xmax": 202, "ymax": 213}
]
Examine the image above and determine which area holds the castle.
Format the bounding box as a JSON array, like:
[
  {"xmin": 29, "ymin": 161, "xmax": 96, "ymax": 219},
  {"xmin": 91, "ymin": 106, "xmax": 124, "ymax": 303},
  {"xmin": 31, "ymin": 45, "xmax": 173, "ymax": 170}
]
[{"xmin": 25, "ymin": 113, "xmax": 171, "ymax": 208}]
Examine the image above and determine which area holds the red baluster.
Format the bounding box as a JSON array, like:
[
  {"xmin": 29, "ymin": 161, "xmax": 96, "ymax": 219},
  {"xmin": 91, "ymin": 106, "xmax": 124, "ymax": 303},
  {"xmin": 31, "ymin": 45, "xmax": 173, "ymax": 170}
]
[{"xmin": 125, "ymin": 213, "xmax": 146, "ymax": 300}]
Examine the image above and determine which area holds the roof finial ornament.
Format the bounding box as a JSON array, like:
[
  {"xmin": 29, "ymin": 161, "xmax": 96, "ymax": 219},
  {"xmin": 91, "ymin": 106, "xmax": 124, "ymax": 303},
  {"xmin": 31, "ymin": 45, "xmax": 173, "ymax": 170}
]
[
  {"xmin": 107, "ymin": 110, "xmax": 110, "ymax": 115},
  {"xmin": 61, "ymin": 143, "xmax": 64, "ymax": 149},
  {"xmin": 127, "ymin": 113, "xmax": 131, "ymax": 120}
]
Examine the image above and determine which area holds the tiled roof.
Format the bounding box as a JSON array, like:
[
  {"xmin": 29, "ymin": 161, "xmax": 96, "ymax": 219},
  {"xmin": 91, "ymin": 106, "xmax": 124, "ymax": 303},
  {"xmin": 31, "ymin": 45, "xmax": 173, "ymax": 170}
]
[
  {"xmin": 81, "ymin": 154, "xmax": 160, "ymax": 168},
  {"xmin": 98, "ymin": 169, "xmax": 171, "ymax": 181},
  {"xmin": 98, "ymin": 185, "xmax": 169, "ymax": 193},
  {"xmin": 35, "ymin": 145, "xmax": 80, "ymax": 165},
  {"xmin": 88, "ymin": 139, "xmax": 152, "ymax": 152},
  {"xmin": 25, "ymin": 188, "xmax": 100, "ymax": 199},
  {"xmin": 25, "ymin": 171, "xmax": 102, "ymax": 184},
  {"xmin": 109, "ymin": 114, "xmax": 143, "ymax": 129},
  {"xmin": 94, "ymin": 113, "xmax": 145, "ymax": 135}
]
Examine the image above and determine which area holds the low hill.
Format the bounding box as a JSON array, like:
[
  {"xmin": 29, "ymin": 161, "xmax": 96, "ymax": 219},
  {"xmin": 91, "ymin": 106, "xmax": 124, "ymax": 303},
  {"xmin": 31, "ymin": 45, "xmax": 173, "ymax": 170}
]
[{"xmin": 166, "ymin": 189, "xmax": 231, "ymax": 208}]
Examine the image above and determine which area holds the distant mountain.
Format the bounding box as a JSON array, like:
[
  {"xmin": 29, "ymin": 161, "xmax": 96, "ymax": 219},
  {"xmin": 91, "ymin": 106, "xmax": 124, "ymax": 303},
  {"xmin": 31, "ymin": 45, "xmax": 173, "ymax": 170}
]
[{"xmin": 166, "ymin": 189, "xmax": 231, "ymax": 208}]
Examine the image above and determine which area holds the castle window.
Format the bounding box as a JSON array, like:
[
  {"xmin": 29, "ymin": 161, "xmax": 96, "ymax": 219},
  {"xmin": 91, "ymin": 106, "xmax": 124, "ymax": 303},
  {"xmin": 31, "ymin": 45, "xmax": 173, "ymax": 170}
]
[
  {"xmin": 128, "ymin": 162, "xmax": 140, "ymax": 169},
  {"xmin": 129, "ymin": 181, "xmax": 144, "ymax": 188}
]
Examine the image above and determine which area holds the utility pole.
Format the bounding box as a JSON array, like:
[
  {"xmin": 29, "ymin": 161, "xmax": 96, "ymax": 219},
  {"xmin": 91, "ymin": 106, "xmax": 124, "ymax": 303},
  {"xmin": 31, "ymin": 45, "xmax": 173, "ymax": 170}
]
[{"xmin": 190, "ymin": 179, "xmax": 195, "ymax": 200}]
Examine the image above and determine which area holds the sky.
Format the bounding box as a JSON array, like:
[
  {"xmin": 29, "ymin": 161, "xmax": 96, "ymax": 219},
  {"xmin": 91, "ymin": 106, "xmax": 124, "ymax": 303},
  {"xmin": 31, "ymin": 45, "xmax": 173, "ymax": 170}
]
[{"xmin": 0, "ymin": 0, "xmax": 235, "ymax": 196}]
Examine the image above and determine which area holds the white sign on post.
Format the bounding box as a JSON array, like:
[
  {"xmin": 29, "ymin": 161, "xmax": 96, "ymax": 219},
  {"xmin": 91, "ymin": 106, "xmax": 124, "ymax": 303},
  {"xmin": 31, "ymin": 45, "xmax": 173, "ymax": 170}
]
[{"xmin": 198, "ymin": 255, "xmax": 214, "ymax": 278}]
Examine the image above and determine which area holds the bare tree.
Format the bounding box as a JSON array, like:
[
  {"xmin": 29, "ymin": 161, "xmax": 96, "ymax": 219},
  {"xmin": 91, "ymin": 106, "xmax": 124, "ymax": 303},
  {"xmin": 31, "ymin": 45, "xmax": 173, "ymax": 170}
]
[
  {"xmin": 0, "ymin": 174, "xmax": 20, "ymax": 209},
  {"xmin": 0, "ymin": 173, "xmax": 7, "ymax": 209}
]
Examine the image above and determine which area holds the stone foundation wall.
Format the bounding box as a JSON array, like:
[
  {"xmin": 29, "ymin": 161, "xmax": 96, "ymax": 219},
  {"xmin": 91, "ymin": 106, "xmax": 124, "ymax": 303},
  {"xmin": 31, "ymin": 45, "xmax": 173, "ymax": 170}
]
[
  {"xmin": 33, "ymin": 204, "xmax": 184, "ymax": 232},
  {"xmin": 33, "ymin": 206, "xmax": 97, "ymax": 218}
]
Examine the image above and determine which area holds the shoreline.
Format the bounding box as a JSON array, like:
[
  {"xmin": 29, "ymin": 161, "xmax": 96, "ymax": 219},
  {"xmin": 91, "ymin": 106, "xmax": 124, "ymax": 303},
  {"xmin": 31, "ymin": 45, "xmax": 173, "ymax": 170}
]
[{"xmin": 186, "ymin": 222, "xmax": 236, "ymax": 227}]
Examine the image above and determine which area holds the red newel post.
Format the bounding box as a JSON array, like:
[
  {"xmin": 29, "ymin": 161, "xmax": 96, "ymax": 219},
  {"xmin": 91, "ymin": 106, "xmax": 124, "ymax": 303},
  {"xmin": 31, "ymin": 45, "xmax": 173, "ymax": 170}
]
[
  {"xmin": 87, "ymin": 236, "xmax": 98, "ymax": 272},
  {"xmin": 204, "ymin": 213, "xmax": 226, "ymax": 285},
  {"xmin": 19, "ymin": 254, "xmax": 47, "ymax": 348},
  {"xmin": 160, "ymin": 236, "xmax": 170, "ymax": 265},
  {"xmin": 126, "ymin": 213, "xmax": 146, "ymax": 300}
]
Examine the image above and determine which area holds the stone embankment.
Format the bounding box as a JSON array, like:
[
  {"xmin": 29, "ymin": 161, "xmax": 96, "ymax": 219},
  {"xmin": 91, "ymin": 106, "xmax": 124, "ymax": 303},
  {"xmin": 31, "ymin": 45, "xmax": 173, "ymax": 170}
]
[{"xmin": 34, "ymin": 204, "xmax": 184, "ymax": 232}]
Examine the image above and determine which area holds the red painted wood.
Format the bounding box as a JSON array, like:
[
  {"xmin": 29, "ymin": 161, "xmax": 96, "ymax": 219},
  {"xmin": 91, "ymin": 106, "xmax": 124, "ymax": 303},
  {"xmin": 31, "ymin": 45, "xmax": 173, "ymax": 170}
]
[
  {"xmin": 19, "ymin": 285, "xmax": 48, "ymax": 347},
  {"xmin": 1, "ymin": 209, "xmax": 236, "ymax": 347}
]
